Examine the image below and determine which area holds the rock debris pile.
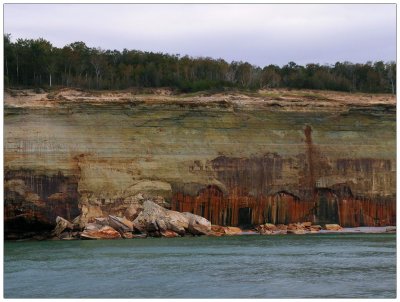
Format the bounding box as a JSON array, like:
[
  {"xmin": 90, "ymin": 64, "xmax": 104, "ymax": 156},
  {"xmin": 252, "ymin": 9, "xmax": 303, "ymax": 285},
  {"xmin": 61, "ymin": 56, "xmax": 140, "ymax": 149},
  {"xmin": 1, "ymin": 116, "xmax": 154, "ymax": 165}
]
[{"xmin": 50, "ymin": 199, "xmax": 357, "ymax": 240}]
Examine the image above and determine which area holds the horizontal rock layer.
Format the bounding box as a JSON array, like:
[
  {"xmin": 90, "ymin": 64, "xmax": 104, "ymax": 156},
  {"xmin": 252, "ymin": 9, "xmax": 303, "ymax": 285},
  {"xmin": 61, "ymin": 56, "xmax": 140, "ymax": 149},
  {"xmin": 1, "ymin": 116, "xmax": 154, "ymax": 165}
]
[{"xmin": 4, "ymin": 89, "xmax": 396, "ymax": 237}]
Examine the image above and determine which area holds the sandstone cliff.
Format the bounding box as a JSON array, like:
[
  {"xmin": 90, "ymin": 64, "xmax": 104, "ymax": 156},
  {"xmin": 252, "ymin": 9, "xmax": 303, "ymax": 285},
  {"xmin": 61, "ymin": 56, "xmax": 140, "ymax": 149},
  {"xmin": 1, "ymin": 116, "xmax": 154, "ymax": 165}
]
[{"xmin": 4, "ymin": 88, "xmax": 396, "ymax": 238}]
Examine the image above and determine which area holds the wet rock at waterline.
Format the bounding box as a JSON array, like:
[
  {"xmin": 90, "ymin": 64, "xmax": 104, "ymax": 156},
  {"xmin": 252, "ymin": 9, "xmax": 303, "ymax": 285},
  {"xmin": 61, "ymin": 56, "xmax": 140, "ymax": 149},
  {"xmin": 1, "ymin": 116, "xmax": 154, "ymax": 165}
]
[
  {"xmin": 52, "ymin": 216, "xmax": 75, "ymax": 237},
  {"xmin": 182, "ymin": 212, "xmax": 212, "ymax": 235},
  {"xmin": 80, "ymin": 225, "xmax": 121, "ymax": 240},
  {"xmin": 133, "ymin": 200, "xmax": 190, "ymax": 235},
  {"xmin": 324, "ymin": 224, "xmax": 343, "ymax": 231},
  {"xmin": 256, "ymin": 222, "xmax": 340, "ymax": 235}
]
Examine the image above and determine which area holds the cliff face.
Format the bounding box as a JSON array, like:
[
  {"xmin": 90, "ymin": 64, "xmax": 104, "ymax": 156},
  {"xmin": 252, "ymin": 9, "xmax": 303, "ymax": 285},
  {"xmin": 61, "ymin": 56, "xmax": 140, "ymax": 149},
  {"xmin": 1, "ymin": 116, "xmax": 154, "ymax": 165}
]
[{"xmin": 4, "ymin": 89, "xmax": 396, "ymax": 237}]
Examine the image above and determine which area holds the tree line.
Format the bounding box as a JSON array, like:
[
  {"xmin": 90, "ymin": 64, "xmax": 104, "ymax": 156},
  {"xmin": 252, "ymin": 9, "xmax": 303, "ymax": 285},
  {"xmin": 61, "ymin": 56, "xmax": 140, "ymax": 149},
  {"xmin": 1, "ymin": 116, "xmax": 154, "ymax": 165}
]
[{"xmin": 4, "ymin": 34, "xmax": 396, "ymax": 94}]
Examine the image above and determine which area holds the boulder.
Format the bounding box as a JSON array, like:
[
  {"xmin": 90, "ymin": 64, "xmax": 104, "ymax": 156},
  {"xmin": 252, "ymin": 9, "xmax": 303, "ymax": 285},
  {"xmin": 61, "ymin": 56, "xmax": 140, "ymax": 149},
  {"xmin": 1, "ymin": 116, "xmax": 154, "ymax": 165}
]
[
  {"xmin": 288, "ymin": 223, "xmax": 305, "ymax": 231},
  {"xmin": 224, "ymin": 226, "xmax": 242, "ymax": 235},
  {"xmin": 287, "ymin": 222, "xmax": 311, "ymax": 234},
  {"xmin": 263, "ymin": 223, "xmax": 277, "ymax": 231},
  {"xmin": 160, "ymin": 230, "xmax": 180, "ymax": 238},
  {"xmin": 276, "ymin": 224, "xmax": 288, "ymax": 231},
  {"xmin": 84, "ymin": 222, "xmax": 103, "ymax": 231},
  {"xmin": 211, "ymin": 225, "xmax": 225, "ymax": 233},
  {"xmin": 257, "ymin": 223, "xmax": 287, "ymax": 235},
  {"xmin": 108, "ymin": 215, "xmax": 134, "ymax": 234},
  {"xmin": 191, "ymin": 224, "xmax": 214, "ymax": 235},
  {"xmin": 122, "ymin": 232, "xmax": 134, "ymax": 239},
  {"xmin": 95, "ymin": 217, "xmax": 109, "ymax": 226},
  {"xmin": 324, "ymin": 224, "xmax": 342, "ymax": 231},
  {"xmin": 124, "ymin": 203, "xmax": 143, "ymax": 221},
  {"xmin": 209, "ymin": 225, "xmax": 243, "ymax": 236},
  {"xmin": 133, "ymin": 200, "xmax": 164, "ymax": 232},
  {"xmin": 72, "ymin": 215, "xmax": 84, "ymax": 230},
  {"xmin": 210, "ymin": 225, "xmax": 226, "ymax": 236},
  {"xmin": 301, "ymin": 222, "xmax": 312, "ymax": 228},
  {"xmin": 133, "ymin": 200, "xmax": 189, "ymax": 236},
  {"xmin": 310, "ymin": 225, "xmax": 322, "ymax": 232},
  {"xmin": 79, "ymin": 204, "xmax": 103, "ymax": 228},
  {"xmin": 52, "ymin": 216, "xmax": 74, "ymax": 237},
  {"xmin": 257, "ymin": 223, "xmax": 279, "ymax": 235},
  {"xmin": 81, "ymin": 225, "xmax": 121, "ymax": 239},
  {"xmin": 165, "ymin": 210, "xmax": 189, "ymax": 235},
  {"xmin": 156, "ymin": 218, "xmax": 168, "ymax": 232},
  {"xmin": 182, "ymin": 212, "xmax": 211, "ymax": 235},
  {"xmin": 259, "ymin": 228, "xmax": 273, "ymax": 235},
  {"xmin": 208, "ymin": 231, "xmax": 225, "ymax": 237}
]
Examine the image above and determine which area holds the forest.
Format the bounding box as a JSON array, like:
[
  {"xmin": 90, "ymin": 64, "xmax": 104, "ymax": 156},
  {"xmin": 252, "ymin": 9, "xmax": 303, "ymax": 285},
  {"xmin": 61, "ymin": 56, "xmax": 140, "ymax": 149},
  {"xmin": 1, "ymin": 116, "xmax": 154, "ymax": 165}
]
[{"xmin": 4, "ymin": 34, "xmax": 396, "ymax": 94}]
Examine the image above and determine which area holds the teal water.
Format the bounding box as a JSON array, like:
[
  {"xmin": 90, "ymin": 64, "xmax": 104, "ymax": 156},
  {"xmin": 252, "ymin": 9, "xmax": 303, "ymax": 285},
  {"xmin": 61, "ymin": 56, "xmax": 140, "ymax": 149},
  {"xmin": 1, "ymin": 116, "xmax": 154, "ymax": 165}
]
[{"xmin": 4, "ymin": 234, "xmax": 396, "ymax": 298}]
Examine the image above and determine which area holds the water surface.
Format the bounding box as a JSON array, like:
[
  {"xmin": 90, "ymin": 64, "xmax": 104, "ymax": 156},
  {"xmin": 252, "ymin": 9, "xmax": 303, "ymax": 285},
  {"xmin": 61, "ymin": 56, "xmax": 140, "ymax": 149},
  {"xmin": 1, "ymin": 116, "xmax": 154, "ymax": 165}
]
[{"xmin": 4, "ymin": 233, "xmax": 396, "ymax": 298}]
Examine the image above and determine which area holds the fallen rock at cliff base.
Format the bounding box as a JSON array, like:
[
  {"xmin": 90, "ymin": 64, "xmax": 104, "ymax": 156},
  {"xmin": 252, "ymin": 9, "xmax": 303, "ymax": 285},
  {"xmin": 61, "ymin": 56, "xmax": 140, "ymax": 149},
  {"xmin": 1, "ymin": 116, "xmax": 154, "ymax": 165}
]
[
  {"xmin": 207, "ymin": 230, "xmax": 225, "ymax": 237},
  {"xmin": 161, "ymin": 230, "xmax": 180, "ymax": 238},
  {"xmin": 164, "ymin": 210, "xmax": 189, "ymax": 235},
  {"xmin": 210, "ymin": 225, "xmax": 226, "ymax": 236},
  {"xmin": 209, "ymin": 225, "xmax": 242, "ymax": 236},
  {"xmin": 310, "ymin": 225, "xmax": 322, "ymax": 232},
  {"xmin": 182, "ymin": 212, "xmax": 211, "ymax": 235},
  {"xmin": 80, "ymin": 224, "xmax": 121, "ymax": 239},
  {"xmin": 124, "ymin": 203, "xmax": 143, "ymax": 221},
  {"xmin": 257, "ymin": 223, "xmax": 288, "ymax": 235},
  {"xmin": 59, "ymin": 231, "xmax": 79, "ymax": 240},
  {"xmin": 258, "ymin": 228, "xmax": 273, "ymax": 235},
  {"xmin": 257, "ymin": 223, "xmax": 276, "ymax": 234},
  {"xmin": 84, "ymin": 222, "xmax": 103, "ymax": 231},
  {"xmin": 324, "ymin": 224, "xmax": 343, "ymax": 231},
  {"xmin": 285, "ymin": 222, "xmax": 311, "ymax": 234},
  {"xmin": 133, "ymin": 200, "xmax": 189, "ymax": 236},
  {"xmin": 52, "ymin": 216, "xmax": 74, "ymax": 237},
  {"xmin": 262, "ymin": 223, "xmax": 277, "ymax": 231},
  {"xmin": 224, "ymin": 226, "xmax": 242, "ymax": 235},
  {"xmin": 276, "ymin": 224, "xmax": 288, "ymax": 231},
  {"xmin": 94, "ymin": 217, "xmax": 109, "ymax": 226},
  {"xmin": 108, "ymin": 215, "xmax": 134, "ymax": 233},
  {"xmin": 288, "ymin": 223, "xmax": 308, "ymax": 231},
  {"xmin": 122, "ymin": 232, "xmax": 134, "ymax": 239}
]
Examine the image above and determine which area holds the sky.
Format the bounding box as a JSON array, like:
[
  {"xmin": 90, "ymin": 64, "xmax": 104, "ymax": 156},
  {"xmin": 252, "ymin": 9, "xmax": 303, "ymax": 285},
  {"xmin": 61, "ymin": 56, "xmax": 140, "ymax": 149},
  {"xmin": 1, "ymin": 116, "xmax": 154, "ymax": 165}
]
[{"xmin": 3, "ymin": 3, "xmax": 396, "ymax": 67}]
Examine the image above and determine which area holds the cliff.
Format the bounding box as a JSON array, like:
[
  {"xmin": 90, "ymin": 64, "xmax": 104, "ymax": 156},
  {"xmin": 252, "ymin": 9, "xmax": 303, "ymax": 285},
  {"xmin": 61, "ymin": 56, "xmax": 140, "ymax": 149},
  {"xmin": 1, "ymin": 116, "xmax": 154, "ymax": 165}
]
[{"xmin": 4, "ymin": 88, "xmax": 396, "ymax": 238}]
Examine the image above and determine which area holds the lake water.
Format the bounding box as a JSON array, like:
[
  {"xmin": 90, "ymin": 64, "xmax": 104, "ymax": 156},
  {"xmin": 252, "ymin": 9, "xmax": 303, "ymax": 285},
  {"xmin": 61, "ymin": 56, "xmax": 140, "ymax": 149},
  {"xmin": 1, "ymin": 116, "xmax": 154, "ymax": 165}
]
[{"xmin": 4, "ymin": 233, "xmax": 396, "ymax": 298}]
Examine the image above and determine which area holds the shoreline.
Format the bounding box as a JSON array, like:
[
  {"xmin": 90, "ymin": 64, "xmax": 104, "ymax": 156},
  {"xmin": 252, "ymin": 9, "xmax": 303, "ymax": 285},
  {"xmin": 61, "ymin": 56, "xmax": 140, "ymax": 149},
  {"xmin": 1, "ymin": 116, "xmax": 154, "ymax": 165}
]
[
  {"xmin": 6, "ymin": 226, "xmax": 396, "ymax": 242},
  {"xmin": 239, "ymin": 226, "xmax": 396, "ymax": 236}
]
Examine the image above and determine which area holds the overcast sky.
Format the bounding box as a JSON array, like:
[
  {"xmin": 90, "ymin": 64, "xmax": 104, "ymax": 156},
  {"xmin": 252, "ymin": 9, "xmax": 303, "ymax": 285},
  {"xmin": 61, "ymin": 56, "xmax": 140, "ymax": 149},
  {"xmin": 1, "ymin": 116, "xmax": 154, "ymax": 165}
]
[{"xmin": 4, "ymin": 3, "xmax": 396, "ymax": 67}]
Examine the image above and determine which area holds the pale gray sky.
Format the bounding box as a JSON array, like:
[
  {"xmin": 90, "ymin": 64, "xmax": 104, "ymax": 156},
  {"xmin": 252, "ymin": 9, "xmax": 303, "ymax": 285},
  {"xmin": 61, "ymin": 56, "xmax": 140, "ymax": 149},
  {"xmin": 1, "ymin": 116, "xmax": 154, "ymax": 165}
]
[{"xmin": 4, "ymin": 3, "xmax": 396, "ymax": 67}]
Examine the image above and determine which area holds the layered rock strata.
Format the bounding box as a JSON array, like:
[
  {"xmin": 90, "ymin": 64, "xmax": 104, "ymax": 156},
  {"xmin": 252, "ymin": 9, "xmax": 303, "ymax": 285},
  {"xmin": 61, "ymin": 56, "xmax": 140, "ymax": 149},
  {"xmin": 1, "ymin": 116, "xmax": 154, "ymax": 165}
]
[{"xmin": 4, "ymin": 89, "xmax": 396, "ymax": 238}]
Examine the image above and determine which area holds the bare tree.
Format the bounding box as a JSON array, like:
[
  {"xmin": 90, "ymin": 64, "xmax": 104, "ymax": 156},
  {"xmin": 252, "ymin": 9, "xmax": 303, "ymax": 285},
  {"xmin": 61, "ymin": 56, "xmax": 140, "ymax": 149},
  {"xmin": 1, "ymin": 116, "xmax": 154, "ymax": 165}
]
[{"xmin": 90, "ymin": 48, "xmax": 106, "ymax": 89}]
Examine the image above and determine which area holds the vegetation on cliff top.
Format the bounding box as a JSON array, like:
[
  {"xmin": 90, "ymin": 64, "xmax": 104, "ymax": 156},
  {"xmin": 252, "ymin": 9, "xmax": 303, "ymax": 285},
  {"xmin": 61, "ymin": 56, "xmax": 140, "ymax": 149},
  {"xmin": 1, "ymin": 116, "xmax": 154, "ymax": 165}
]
[{"xmin": 4, "ymin": 34, "xmax": 396, "ymax": 94}]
